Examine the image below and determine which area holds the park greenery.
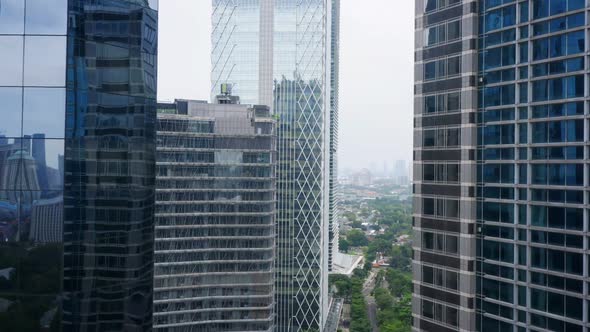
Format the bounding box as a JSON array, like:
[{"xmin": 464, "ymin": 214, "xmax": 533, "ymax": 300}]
[{"xmin": 333, "ymin": 195, "xmax": 413, "ymax": 332}]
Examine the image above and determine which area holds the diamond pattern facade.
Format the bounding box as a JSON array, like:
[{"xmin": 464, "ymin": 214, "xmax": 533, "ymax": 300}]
[{"xmin": 211, "ymin": 1, "xmax": 333, "ymax": 331}]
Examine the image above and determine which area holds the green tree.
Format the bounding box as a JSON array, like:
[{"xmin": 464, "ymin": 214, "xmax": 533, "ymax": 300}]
[
  {"xmin": 347, "ymin": 229, "xmax": 368, "ymax": 247},
  {"xmin": 338, "ymin": 238, "xmax": 350, "ymax": 253},
  {"xmin": 374, "ymin": 288, "xmax": 394, "ymax": 309}
]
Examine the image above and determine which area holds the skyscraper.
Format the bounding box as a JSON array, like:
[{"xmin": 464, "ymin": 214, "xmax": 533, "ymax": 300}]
[
  {"xmin": 153, "ymin": 98, "xmax": 277, "ymax": 331},
  {"xmin": 415, "ymin": 1, "xmax": 588, "ymax": 331},
  {"xmin": 328, "ymin": 0, "xmax": 341, "ymax": 274},
  {"xmin": 0, "ymin": 0, "xmax": 158, "ymax": 330},
  {"xmin": 212, "ymin": 1, "xmax": 338, "ymax": 330}
]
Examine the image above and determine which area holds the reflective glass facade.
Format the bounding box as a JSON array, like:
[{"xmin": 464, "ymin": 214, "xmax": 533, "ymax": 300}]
[
  {"xmin": 211, "ymin": 1, "xmax": 335, "ymax": 331},
  {"xmin": 153, "ymin": 100, "xmax": 277, "ymax": 331},
  {"xmin": 477, "ymin": 1, "xmax": 586, "ymax": 331},
  {"xmin": 0, "ymin": 0, "xmax": 157, "ymax": 330},
  {"xmin": 415, "ymin": 1, "xmax": 590, "ymax": 331}
]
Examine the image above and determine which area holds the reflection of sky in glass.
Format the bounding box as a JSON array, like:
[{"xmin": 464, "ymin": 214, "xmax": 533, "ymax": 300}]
[
  {"xmin": 24, "ymin": 0, "xmax": 67, "ymax": 35},
  {"xmin": 0, "ymin": 88, "xmax": 22, "ymax": 138},
  {"xmin": 0, "ymin": 36, "xmax": 23, "ymax": 86},
  {"xmin": 24, "ymin": 36, "xmax": 67, "ymax": 87},
  {"xmin": 23, "ymin": 88, "xmax": 66, "ymax": 139},
  {"xmin": 0, "ymin": 0, "xmax": 24, "ymax": 34}
]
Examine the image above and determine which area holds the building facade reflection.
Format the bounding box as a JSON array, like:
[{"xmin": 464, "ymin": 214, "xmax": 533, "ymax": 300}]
[{"xmin": 0, "ymin": 0, "xmax": 158, "ymax": 330}]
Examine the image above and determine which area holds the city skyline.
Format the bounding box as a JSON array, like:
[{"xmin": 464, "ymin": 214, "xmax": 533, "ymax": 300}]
[{"xmin": 157, "ymin": 0, "xmax": 414, "ymax": 170}]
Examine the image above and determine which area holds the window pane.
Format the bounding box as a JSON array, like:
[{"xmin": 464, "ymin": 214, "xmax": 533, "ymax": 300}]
[
  {"xmin": 0, "ymin": 36, "xmax": 24, "ymax": 86},
  {"xmin": 0, "ymin": 0, "xmax": 25, "ymax": 34},
  {"xmin": 23, "ymin": 88, "xmax": 66, "ymax": 139},
  {"xmin": 25, "ymin": 0, "xmax": 67, "ymax": 35},
  {"xmin": 0, "ymin": 88, "xmax": 23, "ymax": 138},
  {"xmin": 23, "ymin": 36, "xmax": 67, "ymax": 87}
]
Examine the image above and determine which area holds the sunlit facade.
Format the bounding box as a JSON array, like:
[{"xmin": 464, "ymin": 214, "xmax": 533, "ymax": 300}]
[
  {"xmin": 415, "ymin": 0, "xmax": 590, "ymax": 331},
  {"xmin": 0, "ymin": 0, "xmax": 158, "ymax": 330},
  {"xmin": 211, "ymin": 1, "xmax": 336, "ymax": 331}
]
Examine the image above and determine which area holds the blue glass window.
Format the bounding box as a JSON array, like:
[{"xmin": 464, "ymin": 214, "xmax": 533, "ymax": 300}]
[{"xmin": 567, "ymin": 30, "xmax": 585, "ymax": 55}]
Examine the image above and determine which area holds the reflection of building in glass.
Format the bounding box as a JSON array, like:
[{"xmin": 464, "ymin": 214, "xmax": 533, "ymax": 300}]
[
  {"xmin": 2, "ymin": 151, "xmax": 41, "ymax": 203},
  {"xmin": 29, "ymin": 196, "xmax": 63, "ymax": 243},
  {"xmin": 212, "ymin": 1, "xmax": 337, "ymax": 330},
  {"xmin": 153, "ymin": 97, "xmax": 277, "ymax": 331},
  {"xmin": 0, "ymin": 0, "xmax": 158, "ymax": 331},
  {"xmin": 31, "ymin": 134, "xmax": 49, "ymax": 192},
  {"xmin": 62, "ymin": 0, "xmax": 158, "ymax": 330}
]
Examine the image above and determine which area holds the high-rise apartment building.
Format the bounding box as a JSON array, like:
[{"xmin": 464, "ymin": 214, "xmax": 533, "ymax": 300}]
[
  {"xmin": 212, "ymin": 1, "xmax": 338, "ymax": 330},
  {"xmin": 153, "ymin": 98, "xmax": 277, "ymax": 331},
  {"xmin": 0, "ymin": 0, "xmax": 158, "ymax": 330},
  {"xmin": 415, "ymin": 1, "xmax": 589, "ymax": 331}
]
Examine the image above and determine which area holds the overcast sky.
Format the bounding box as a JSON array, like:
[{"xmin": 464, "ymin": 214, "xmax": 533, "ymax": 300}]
[{"xmin": 157, "ymin": 0, "xmax": 414, "ymax": 172}]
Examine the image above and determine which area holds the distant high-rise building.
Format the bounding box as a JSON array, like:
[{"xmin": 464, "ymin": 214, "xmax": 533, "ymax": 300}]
[
  {"xmin": 329, "ymin": 0, "xmax": 341, "ymax": 275},
  {"xmin": 153, "ymin": 97, "xmax": 277, "ymax": 331},
  {"xmin": 31, "ymin": 133, "xmax": 49, "ymax": 193},
  {"xmin": 212, "ymin": 1, "xmax": 338, "ymax": 330},
  {"xmin": 415, "ymin": 1, "xmax": 589, "ymax": 331},
  {"xmin": 0, "ymin": 0, "xmax": 158, "ymax": 330},
  {"xmin": 29, "ymin": 196, "xmax": 63, "ymax": 243},
  {"xmin": 394, "ymin": 160, "xmax": 409, "ymax": 185}
]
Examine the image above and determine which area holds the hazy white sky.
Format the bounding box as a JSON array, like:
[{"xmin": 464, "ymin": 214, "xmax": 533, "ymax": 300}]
[{"xmin": 157, "ymin": 0, "xmax": 414, "ymax": 171}]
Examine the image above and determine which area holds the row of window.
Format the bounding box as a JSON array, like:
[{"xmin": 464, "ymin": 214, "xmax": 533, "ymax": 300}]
[
  {"xmin": 484, "ymin": 68, "xmax": 516, "ymax": 84},
  {"xmin": 531, "ymin": 271, "xmax": 583, "ymax": 294},
  {"xmin": 533, "ymin": 30, "xmax": 584, "ymax": 60},
  {"xmin": 423, "ymin": 127, "xmax": 461, "ymax": 147},
  {"xmin": 532, "ymin": 12, "xmax": 584, "ymax": 37},
  {"xmin": 531, "ymin": 287, "xmax": 583, "ymax": 319},
  {"xmin": 532, "ymin": 146, "xmax": 584, "ymax": 160},
  {"xmin": 532, "ymin": 56, "xmax": 584, "ymax": 77},
  {"xmin": 531, "ymin": 163, "xmax": 584, "ymax": 186},
  {"xmin": 484, "ymin": 4, "xmax": 516, "ymax": 33},
  {"xmin": 530, "ymin": 205, "xmax": 583, "ymax": 230},
  {"xmin": 531, "ymin": 246, "xmax": 583, "ymax": 275},
  {"xmin": 532, "ymin": 101, "xmax": 583, "ymax": 118},
  {"xmin": 424, "ymin": 56, "xmax": 461, "ymax": 81},
  {"xmin": 422, "ymin": 265, "xmax": 459, "ymax": 291},
  {"xmin": 421, "ymin": 300, "xmax": 459, "ymax": 327},
  {"xmin": 423, "ymin": 231, "xmax": 459, "ymax": 255},
  {"xmin": 481, "ymin": 201, "xmax": 514, "ymax": 223},
  {"xmin": 482, "ymin": 84, "xmax": 515, "ymax": 107},
  {"xmin": 531, "ymin": 230, "xmax": 583, "ymax": 248},
  {"xmin": 424, "ymin": 91, "xmax": 461, "ymax": 114},
  {"xmin": 532, "ymin": 74, "xmax": 584, "ymax": 101},
  {"xmin": 530, "ymin": 188, "xmax": 583, "ymax": 204},
  {"xmin": 482, "ymin": 44, "xmax": 515, "ymax": 70},
  {"xmin": 481, "ymin": 203, "xmax": 584, "ymax": 231},
  {"xmin": 423, "ymin": 198, "xmax": 460, "ymax": 219},
  {"xmin": 531, "ymin": 119, "xmax": 584, "ymax": 142},
  {"xmin": 424, "ymin": 0, "xmax": 461, "ymax": 13},
  {"xmin": 423, "ymin": 163, "xmax": 460, "ymax": 183},
  {"xmin": 425, "ymin": 20, "xmax": 462, "ymax": 47},
  {"xmin": 532, "ymin": 0, "xmax": 585, "ymax": 20},
  {"xmin": 482, "ymin": 119, "xmax": 584, "ymax": 145},
  {"xmin": 483, "ymin": 28, "xmax": 516, "ymax": 48}
]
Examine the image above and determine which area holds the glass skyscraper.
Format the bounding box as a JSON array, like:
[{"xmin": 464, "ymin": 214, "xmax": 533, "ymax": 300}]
[
  {"xmin": 153, "ymin": 99, "xmax": 277, "ymax": 331},
  {"xmin": 0, "ymin": 0, "xmax": 158, "ymax": 330},
  {"xmin": 415, "ymin": 0, "xmax": 590, "ymax": 331},
  {"xmin": 212, "ymin": 1, "xmax": 338, "ymax": 331}
]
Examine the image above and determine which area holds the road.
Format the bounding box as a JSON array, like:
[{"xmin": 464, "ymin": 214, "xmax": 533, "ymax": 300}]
[{"xmin": 363, "ymin": 269, "xmax": 379, "ymax": 332}]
